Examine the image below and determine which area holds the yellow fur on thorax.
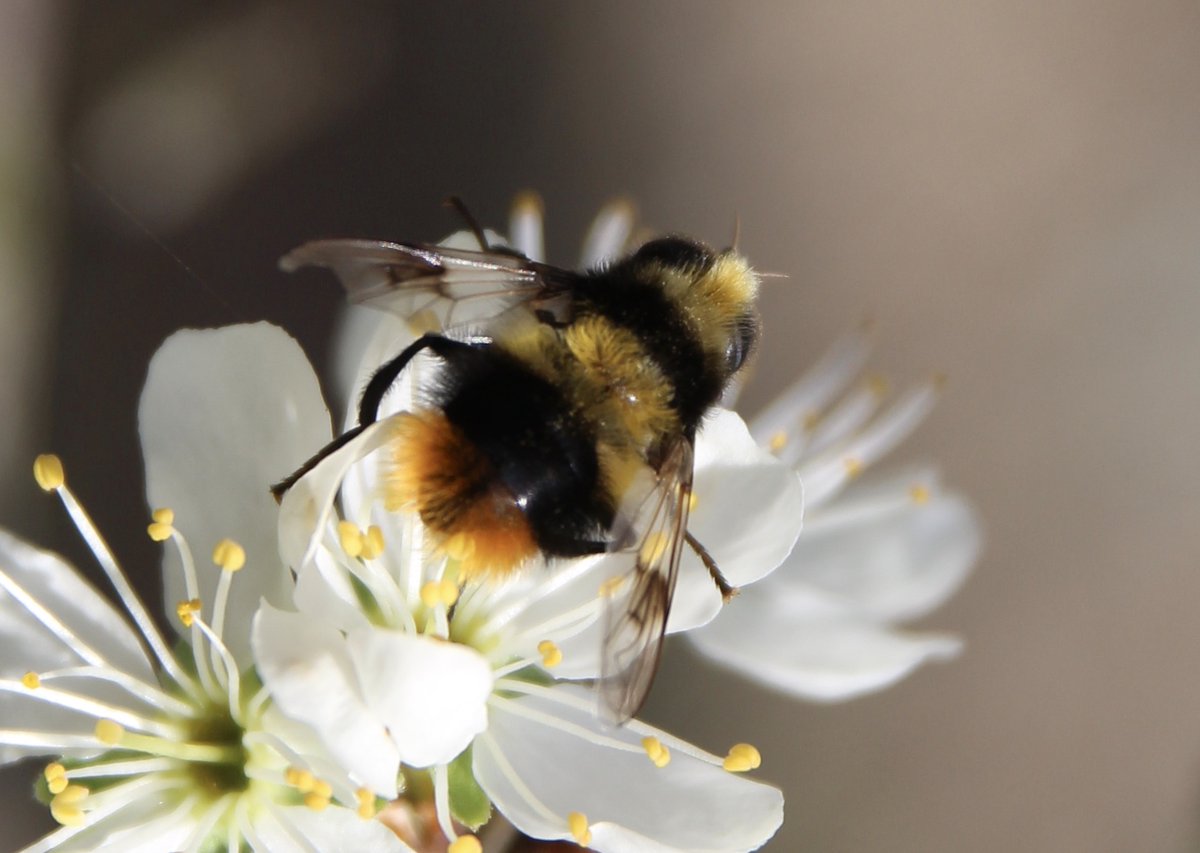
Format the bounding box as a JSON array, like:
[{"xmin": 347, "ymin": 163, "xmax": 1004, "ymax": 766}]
[
  {"xmin": 562, "ymin": 316, "xmax": 678, "ymax": 448},
  {"xmin": 495, "ymin": 312, "xmax": 677, "ymax": 449},
  {"xmin": 492, "ymin": 312, "xmax": 679, "ymax": 521},
  {"xmin": 650, "ymin": 254, "xmax": 759, "ymax": 362}
]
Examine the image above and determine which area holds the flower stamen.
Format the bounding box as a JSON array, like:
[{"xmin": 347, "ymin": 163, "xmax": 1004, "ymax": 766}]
[
  {"xmin": 33, "ymin": 454, "xmax": 65, "ymax": 492},
  {"xmin": 567, "ymin": 811, "xmax": 592, "ymax": 847},
  {"xmin": 449, "ymin": 835, "xmax": 483, "ymax": 853},
  {"xmin": 537, "ymin": 640, "xmax": 563, "ymax": 668},
  {"xmin": 147, "ymin": 507, "xmax": 175, "ymax": 542},
  {"xmin": 355, "ymin": 787, "xmax": 378, "ymax": 820},
  {"xmin": 641, "ymin": 736, "xmax": 671, "ymax": 768},
  {"xmin": 722, "ymin": 742, "xmax": 762, "ymax": 772},
  {"xmin": 45, "ymin": 468, "xmax": 201, "ymax": 699},
  {"xmin": 49, "ymin": 783, "xmax": 89, "ymax": 826}
]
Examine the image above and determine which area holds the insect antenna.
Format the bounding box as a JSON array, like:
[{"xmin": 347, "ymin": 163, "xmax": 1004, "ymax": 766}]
[{"xmin": 443, "ymin": 195, "xmax": 491, "ymax": 251}]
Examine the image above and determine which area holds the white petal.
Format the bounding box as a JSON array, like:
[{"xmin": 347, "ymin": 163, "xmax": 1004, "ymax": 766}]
[
  {"xmin": 475, "ymin": 685, "xmax": 783, "ymax": 852},
  {"xmin": 334, "ymin": 308, "xmax": 415, "ymax": 432},
  {"xmin": 330, "ymin": 304, "xmax": 411, "ymax": 421},
  {"xmin": 748, "ymin": 329, "xmax": 872, "ymax": 452},
  {"xmin": 579, "ymin": 198, "xmax": 636, "ymax": 269},
  {"xmin": 291, "ymin": 552, "xmax": 372, "ymax": 632},
  {"xmin": 798, "ymin": 381, "xmax": 939, "ymax": 510},
  {"xmin": 689, "ymin": 583, "xmax": 962, "ymax": 702},
  {"xmin": 0, "ymin": 530, "xmax": 154, "ymax": 764},
  {"xmin": 346, "ymin": 627, "xmax": 492, "ymax": 768},
  {"xmin": 509, "ymin": 192, "xmax": 545, "ymax": 262},
  {"xmin": 785, "ymin": 487, "xmax": 980, "ymax": 622},
  {"xmin": 490, "ymin": 553, "xmax": 620, "ymax": 680},
  {"xmin": 668, "ymin": 410, "xmax": 804, "ymax": 633},
  {"xmin": 251, "ymin": 603, "xmax": 401, "ymax": 796},
  {"xmin": 0, "ymin": 529, "xmax": 150, "ymax": 679},
  {"xmin": 139, "ymin": 323, "xmax": 331, "ymax": 663},
  {"xmin": 52, "ymin": 796, "xmax": 194, "ymax": 853},
  {"xmin": 277, "ymin": 417, "xmax": 397, "ymax": 572},
  {"xmin": 254, "ymin": 805, "xmax": 415, "ymax": 852}
]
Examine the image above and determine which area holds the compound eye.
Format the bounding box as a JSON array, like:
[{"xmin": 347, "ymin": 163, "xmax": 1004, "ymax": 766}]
[
  {"xmin": 633, "ymin": 237, "xmax": 715, "ymax": 272},
  {"xmin": 725, "ymin": 313, "xmax": 759, "ymax": 373}
]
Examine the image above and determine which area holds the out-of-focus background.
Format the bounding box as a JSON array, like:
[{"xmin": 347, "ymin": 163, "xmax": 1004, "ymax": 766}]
[{"xmin": 3, "ymin": 2, "xmax": 1199, "ymax": 850}]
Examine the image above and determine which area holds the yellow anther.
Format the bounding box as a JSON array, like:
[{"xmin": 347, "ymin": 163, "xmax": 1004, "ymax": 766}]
[
  {"xmin": 50, "ymin": 785, "xmax": 88, "ymax": 826},
  {"xmin": 448, "ymin": 836, "xmax": 483, "ymax": 853},
  {"xmin": 361, "ymin": 525, "xmax": 385, "ymax": 560},
  {"xmin": 212, "ymin": 539, "xmax": 246, "ymax": 572},
  {"xmin": 421, "ymin": 579, "xmax": 460, "ymax": 608},
  {"xmin": 538, "ymin": 640, "xmax": 563, "ymax": 668},
  {"xmin": 687, "ymin": 492, "xmax": 699, "ymax": 513},
  {"xmin": 337, "ymin": 521, "xmax": 364, "ymax": 558},
  {"xmin": 723, "ymin": 742, "xmax": 762, "ymax": 772},
  {"xmin": 420, "ymin": 581, "xmax": 442, "ymax": 608},
  {"xmin": 45, "ymin": 763, "xmax": 69, "ymax": 793},
  {"xmin": 567, "ymin": 811, "xmax": 592, "ymax": 847},
  {"xmin": 513, "ymin": 188, "xmax": 544, "ymax": 217},
  {"xmin": 152, "ymin": 507, "xmax": 175, "ymax": 525},
  {"xmin": 639, "ymin": 532, "xmax": 669, "ymax": 566},
  {"xmin": 909, "ymin": 483, "xmax": 931, "ymax": 505},
  {"xmin": 55, "ymin": 784, "xmax": 88, "ymax": 805},
  {"xmin": 842, "ymin": 456, "xmax": 864, "ymax": 478},
  {"xmin": 94, "ymin": 720, "xmax": 124, "ymax": 745},
  {"xmin": 176, "ymin": 598, "xmax": 201, "ymax": 627},
  {"xmin": 768, "ymin": 430, "xmax": 788, "ymax": 452},
  {"xmin": 355, "ymin": 787, "xmax": 377, "ymax": 819},
  {"xmin": 286, "ymin": 766, "xmax": 315, "ymax": 792},
  {"xmin": 312, "ymin": 779, "xmax": 333, "ymax": 799},
  {"xmin": 866, "ymin": 374, "xmax": 889, "ymax": 398},
  {"xmin": 443, "ymin": 532, "xmax": 475, "ymax": 561},
  {"xmin": 641, "ymin": 736, "xmax": 671, "ymax": 768},
  {"xmin": 33, "ymin": 454, "xmax": 65, "ymax": 491},
  {"xmin": 21, "ymin": 671, "xmax": 41, "ymax": 689},
  {"xmin": 303, "ymin": 791, "xmax": 330, "ymax": 811},
  {"xmin": 148, "ymin": 507, "xmax": 176, "ymax": 541}
]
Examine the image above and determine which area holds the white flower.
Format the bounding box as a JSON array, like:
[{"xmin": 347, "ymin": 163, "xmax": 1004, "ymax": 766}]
[
  {"xmin": 256, "ymin": 196, "xmax": 804, "ymax": 852},
  {"xmin": 690, "ymin": 329, "xmax": 982, "ymax": 700},
  {"xmin": 0, "ymin": 324, "xmax": 411, "ymax": 852}
]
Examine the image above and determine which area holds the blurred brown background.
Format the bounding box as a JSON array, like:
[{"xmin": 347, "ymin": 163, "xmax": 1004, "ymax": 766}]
[{"xmin": 3, "ymin": 1, "xmax": 1199, "ymax": 850}]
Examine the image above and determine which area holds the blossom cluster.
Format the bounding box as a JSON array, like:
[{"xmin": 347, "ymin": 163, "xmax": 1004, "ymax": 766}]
[{"xmin": 0, "ymin": 199, "xmax": 978, "ymax": 851}]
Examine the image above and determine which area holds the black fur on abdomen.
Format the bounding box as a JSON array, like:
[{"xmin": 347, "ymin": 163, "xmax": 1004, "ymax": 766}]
[{"xmin": 431, "ymin": 340, "xmax": 615, "ymax": 558}]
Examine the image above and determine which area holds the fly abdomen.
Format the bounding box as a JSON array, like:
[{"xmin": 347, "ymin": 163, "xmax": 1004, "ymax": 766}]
[{"xmin": 386, "ymin": 342, "xmax": 613, "ymax": 577}]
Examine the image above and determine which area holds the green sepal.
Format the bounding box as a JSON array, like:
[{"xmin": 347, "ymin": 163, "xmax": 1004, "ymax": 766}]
[{"xmin": 448, "ymin": 745, "xmax": 491, "ymax": 830}]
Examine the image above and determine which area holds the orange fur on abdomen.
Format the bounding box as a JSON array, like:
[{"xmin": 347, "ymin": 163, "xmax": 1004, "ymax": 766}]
[{"xmin": 384, "ymin": 410, "xmax": 537, "ymax": 579}]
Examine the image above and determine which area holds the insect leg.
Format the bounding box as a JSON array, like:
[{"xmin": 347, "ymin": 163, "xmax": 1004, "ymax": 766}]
[
  {"xmin": 684, "ymin": 531, "xmax": 737, "ymax": 601},
  {"xmin": 357, "ymin": 333, "xmax": 466, "ymax": 425},
  {"xmin": 270, "ymin": 423, "xmax": 369, "ymax": 501},
  {"xmin": 272, "ymin": 334, "xmax": 462, "ymax": 501}
]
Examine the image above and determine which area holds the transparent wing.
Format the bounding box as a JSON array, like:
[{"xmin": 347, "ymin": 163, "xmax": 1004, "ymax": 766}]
[
  {"xmin": 599, "ymin": 438, "xmax": 694, "ymax": 725},
  {"xmin": 280, "ymin": 239, "xmax": 580, "ymax": 331}
]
